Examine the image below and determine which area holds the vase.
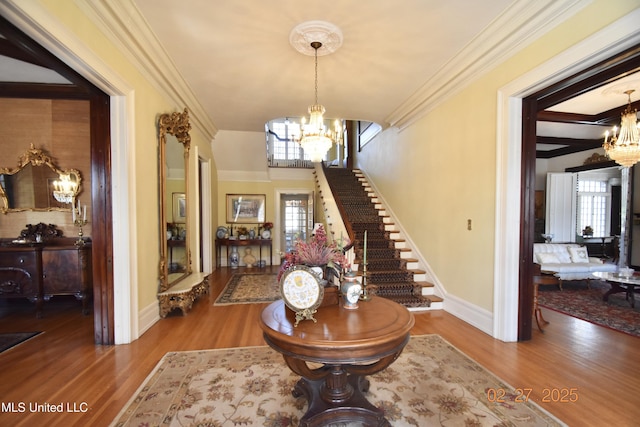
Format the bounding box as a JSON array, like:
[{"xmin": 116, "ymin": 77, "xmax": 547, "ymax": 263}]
[
  {"xmin": 229, "ymin": 246, "xmax": 239, "ymax": 269},
  {"xmin": 340, "ymin": 270, "xmax": 362, "ymax": 309}
]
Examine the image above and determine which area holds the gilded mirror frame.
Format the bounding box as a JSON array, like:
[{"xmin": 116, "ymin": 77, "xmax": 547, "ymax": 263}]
[
  {"xmin": 0, "ymin": 144, "xmax": 81, "ymax": 214},
  {"xmin": 158, "ymin": 108, "xmax": 192, "ymax": 292}
]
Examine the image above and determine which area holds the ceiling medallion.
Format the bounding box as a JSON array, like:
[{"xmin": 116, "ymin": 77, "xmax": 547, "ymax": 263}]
[{"xmin": 289, "ymin": 21, "xmax": 343, "ymax": 56}]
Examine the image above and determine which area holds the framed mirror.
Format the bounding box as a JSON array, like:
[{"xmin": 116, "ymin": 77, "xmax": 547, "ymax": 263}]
[
  {"xmin": 0, "ymin": 144, "xmax": 81, "ymax": 214},
  {"xmin": 158, "ymin": 108, "xmax": 192, "ymax": 292}
]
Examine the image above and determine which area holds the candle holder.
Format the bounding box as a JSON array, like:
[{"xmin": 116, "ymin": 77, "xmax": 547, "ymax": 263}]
[
  {"xmin": 74, "ymin": 218, "xmax": 88, "ymax": 246},
  {"xmin": 359, "ymin": 262, "xmax": 372, "ymax": 301},
  {"xmin": 360, "ymin": 229, "xmax": 371, "ymax": 302}
]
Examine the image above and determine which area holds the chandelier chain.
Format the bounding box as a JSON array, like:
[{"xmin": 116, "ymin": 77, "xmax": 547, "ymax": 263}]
[{"xmin": 314, "ymin": 44, "xmax": 319, "ymax": 105}]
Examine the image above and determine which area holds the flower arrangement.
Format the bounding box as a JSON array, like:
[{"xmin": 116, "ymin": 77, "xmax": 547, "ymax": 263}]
[
  {"xmin": 262, "ymin": 222, "xmax": 273, "ymax": 230},
  {"xmin": 278, "ymin": 224, "xmax": 350, "ymax": 282}
]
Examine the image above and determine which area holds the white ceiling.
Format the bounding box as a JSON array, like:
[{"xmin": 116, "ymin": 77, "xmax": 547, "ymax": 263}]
[
  {"xmin": 131, "ymin": 0, "xmax": 515, "ymax": 131},
  {"xmin": 130, "ymin": 0, "xmax": 640, "ymax": 140}
]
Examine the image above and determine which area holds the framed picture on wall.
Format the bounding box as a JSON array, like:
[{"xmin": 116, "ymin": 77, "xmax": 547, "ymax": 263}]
[
  {"xmin": 172, "ymin": 192, "xmax": 186, "ymax": 223},
  {"xmin": 226, "ymin": 194, "xmax": 265, "ymax": 223}
]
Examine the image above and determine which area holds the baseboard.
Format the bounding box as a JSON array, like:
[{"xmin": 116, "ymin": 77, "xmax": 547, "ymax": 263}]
[
  {"xmin": 443, "ymin": 293, "xmax": 493, "ymax": 337},
  {"xmin": 138, "ymin": 300, "xmax": 160, "ymax": 336}
]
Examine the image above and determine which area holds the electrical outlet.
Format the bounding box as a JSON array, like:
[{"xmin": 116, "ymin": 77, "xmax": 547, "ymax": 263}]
[{"xmin": 467, "ymin": 219, "xmax": 472, "ymax": 230}]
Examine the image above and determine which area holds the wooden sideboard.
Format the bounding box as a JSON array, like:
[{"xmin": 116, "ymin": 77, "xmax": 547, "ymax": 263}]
[{"xmin": 0, "ymin": 238, "xmax": 92, "ymax": 317}]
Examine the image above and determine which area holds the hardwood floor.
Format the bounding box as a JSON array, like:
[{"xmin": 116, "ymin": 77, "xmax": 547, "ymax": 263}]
[{"xmin": 0, "ymin": 266, "xmax": 638, "ymax": 426}]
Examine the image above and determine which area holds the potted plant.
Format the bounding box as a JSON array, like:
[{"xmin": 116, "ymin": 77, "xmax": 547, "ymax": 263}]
[{"xmin": 278, "ymin": 225, "xmax": 349, "ymax": 283}]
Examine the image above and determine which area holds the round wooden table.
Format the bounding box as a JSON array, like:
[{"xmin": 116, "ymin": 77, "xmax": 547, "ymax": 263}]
[{"xmin": 259, "ymin": 296, "xmax": 415, "ymax": 427}]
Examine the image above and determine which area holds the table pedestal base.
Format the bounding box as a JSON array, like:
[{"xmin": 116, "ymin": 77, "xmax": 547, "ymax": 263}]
[
  {"xmin": 259, "ymin": 299, "xmax": 414, "ymax": 427},
  {"xmin": 293, "ymin": 371, "xmax": 389, "ymax": 427}
]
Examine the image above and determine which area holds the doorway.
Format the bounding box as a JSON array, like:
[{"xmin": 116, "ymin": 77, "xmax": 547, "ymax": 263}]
[
  {"xmin": 0, "ymin": 16, "xmax": 114, "ymax": 344},
  {"xmin": 280, "ymin": 193, "xmax": 314, "ymax": 254},
  {"xmin": 519, "ymin": 45, "xmax": 640, "ymax": 340}
]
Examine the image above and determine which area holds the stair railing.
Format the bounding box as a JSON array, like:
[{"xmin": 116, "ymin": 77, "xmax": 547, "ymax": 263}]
[{"xmin": 313, "ymin": 163, "xmax": 356, "ymax": 270}]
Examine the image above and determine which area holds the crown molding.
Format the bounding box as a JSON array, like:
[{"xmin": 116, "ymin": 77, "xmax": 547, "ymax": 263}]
[
  {"xmin": 386, "ymin": 0, "xmax": 592, "ymax": 130},
  {"xmin": 79, "ymin": 0, "xmax": 217, "ymax": 141}
]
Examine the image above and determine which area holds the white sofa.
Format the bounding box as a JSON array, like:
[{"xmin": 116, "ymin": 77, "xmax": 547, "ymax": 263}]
[{"xmin": 533, "ymin": 243, "xmax": 617, "ymax": 286}]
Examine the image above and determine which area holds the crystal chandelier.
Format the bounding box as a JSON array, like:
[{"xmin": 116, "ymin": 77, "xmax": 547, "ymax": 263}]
[
  {"xmin": 296, "ymin": 41, "xmax": 343, "ymax": 163},
  {"xmin": 603, "ymin": 89, "xmax": 640, "ymax": 168},
  {"xmin": 52, "ymin": 173, "xmax": 78, "ymax": 204}
]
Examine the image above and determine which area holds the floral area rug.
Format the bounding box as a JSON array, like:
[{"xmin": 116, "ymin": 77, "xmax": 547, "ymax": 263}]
[
  {"xmin": 214, "ymin": 273, "xmax": 281, "ymax": 305},
  {"xmin": 0, "ymin": 332, "xmax": 41, "ymax": 354},
  {"xmin": 110, "ymin": 335, "xmax": 563, "ymax": 427},
  {"xmin": 538, "ymin": 280, "xmax": 640, "ymax": 337}
]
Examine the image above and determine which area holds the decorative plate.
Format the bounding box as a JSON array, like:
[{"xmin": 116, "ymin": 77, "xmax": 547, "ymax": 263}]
[
  {"xmin": 261, "ymin": 229, "xmax": 271, "ymax": 239},
  {"xmin": 279, "ymin": 265, "xmax": 324, "ymax": 326},
  {"xmin": 216, "ymin": 226, "xmax": 227, "ymax": 239}
]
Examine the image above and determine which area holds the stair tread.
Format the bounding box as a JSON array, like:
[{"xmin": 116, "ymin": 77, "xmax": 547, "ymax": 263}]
[
  {"xmin": 323, "ymin": 167, "xmax": 442, "ymax": 310},
  {"xmin": 415, "ymin": 281, "xmax": 435, "ymax": 287}
]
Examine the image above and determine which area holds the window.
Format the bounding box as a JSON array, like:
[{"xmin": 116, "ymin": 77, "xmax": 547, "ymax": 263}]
[
  {"xmin": 576, "ymin": 179, "xmax": 610, "ymax": 237},
  {"xmin": 358, "ymin": 121, "xmax": 381, "ymax": 150},
  {"xmin": 266, "ymin": 118, "xmax": 315, "ymax": 167}
]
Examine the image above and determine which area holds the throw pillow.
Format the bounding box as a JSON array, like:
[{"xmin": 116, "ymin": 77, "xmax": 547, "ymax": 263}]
[
  {"xmin": 556, "ymin": 249, "xmax": 572, "ymax": 264},
  {"xmin": 568, "ymin": 246, "xmax": 589, "ymax": 263},
  {"xmin": 536, "ymin": 253, "xmax": 561, "ymax": 264}
]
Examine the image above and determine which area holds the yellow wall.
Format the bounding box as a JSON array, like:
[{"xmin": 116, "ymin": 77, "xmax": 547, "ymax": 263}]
[
  {"xmin": 217, "ymin": 178, "xmax": 315, "ymax": 259},
  {"xmin": 36, "ymin": 0, "xmax": 218, "ymax": 312},
  {"xmin": 356, "ymin": 0, "xmax": 639, "ymax": 312}
]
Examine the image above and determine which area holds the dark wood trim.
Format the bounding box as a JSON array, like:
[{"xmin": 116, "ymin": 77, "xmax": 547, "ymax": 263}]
[
  {"xmin": 0, "ymin": 37, "xmax": 48, "ymax": 67},
  {"xmin": 537, "ymin": 102, "xmax": 640, "ymax": 126},
  {"xmin": 536, "ymin": 136, "xmax": 603, "ymax": 158},
  {"xmin": 535, "ymin": 45, "xmax": 640, "ymax": 110},
  {"xmin": 519, "ymin": 44, "xmax": 640, "ymax": 340},
  {"xmin": 0, "ymin": 82, "xmax": 90, "ymax": 99},
  {"xmin": 90, "ymin": 94, "xmax": 114, "ymax": 345},
  {"xmin": 346, "ymin": 120, "xmax": 356, "ymax": 169},
  {"xmin": 565, "ymin": 160, "xmax": 619, "ymax": 172},
  {"xmin": 519, "ymin": 96, "xmax": 538, "ymax": 341},
  {"xmin": 0, "ymin": 16, "xmax": 90, "ymax": 96}
]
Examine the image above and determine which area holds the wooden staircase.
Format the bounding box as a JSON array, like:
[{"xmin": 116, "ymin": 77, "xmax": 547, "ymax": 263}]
[{"xmin": 323, "ymin": 167, "xmax": 442, "ymax": 311}]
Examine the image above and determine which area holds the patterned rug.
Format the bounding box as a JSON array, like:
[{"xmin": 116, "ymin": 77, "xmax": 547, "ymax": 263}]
[
  {"xmin": 214, "ymin": 273, "xmax": 281, "ymax": 305},
  {"xmin": 110, "ymin": 335, "xmax": 563, "ymax": 427},
  {"xmin": 538, "ymin": 280, "xmax": 640, "ymax": 337},
  {"xmin": 0, "ymin": 332, "xmax": 41, "ymax": 354}
]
